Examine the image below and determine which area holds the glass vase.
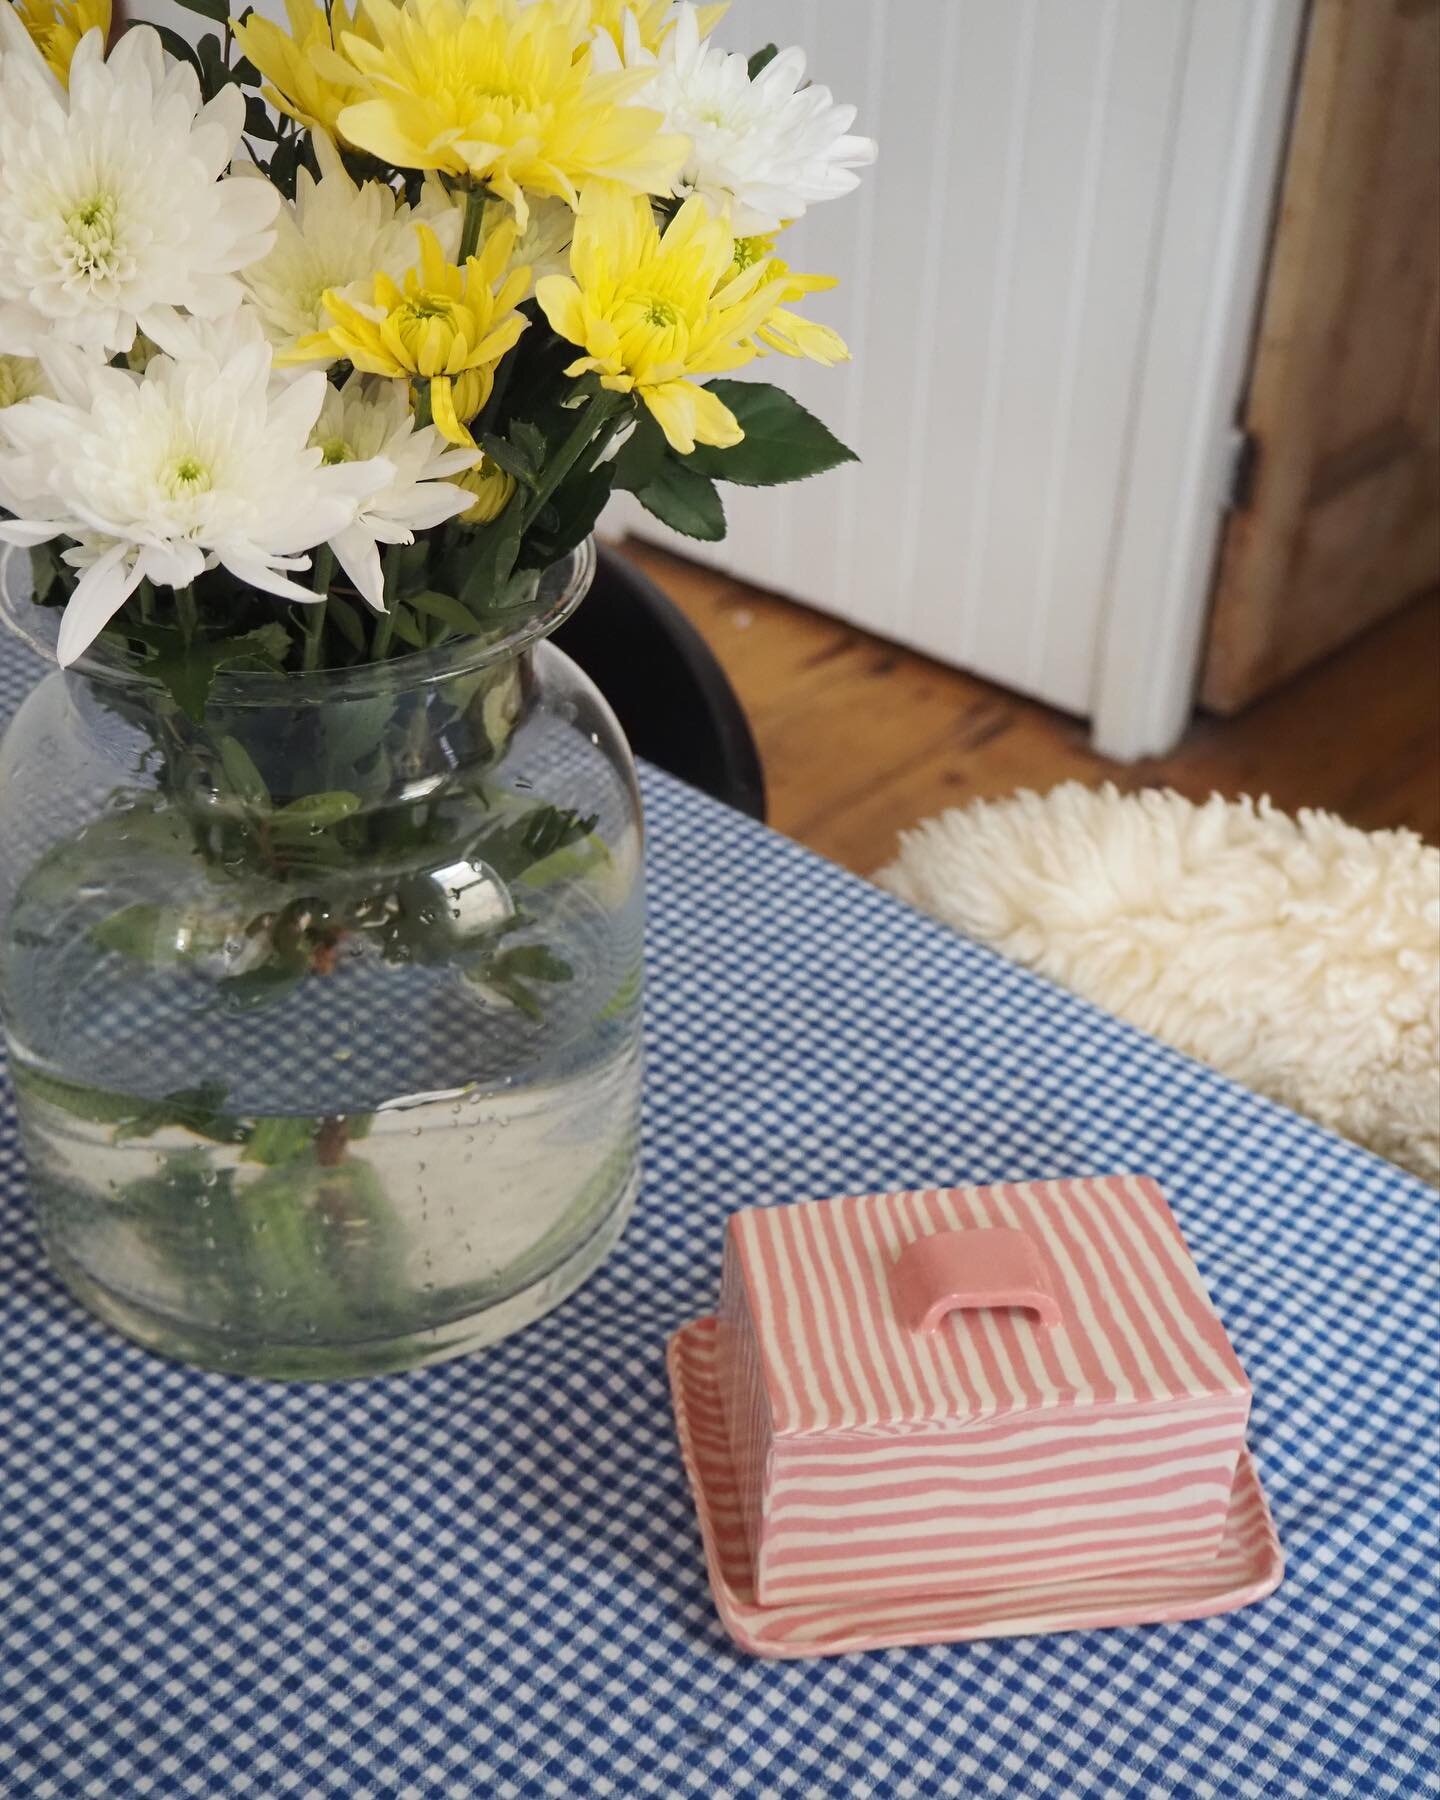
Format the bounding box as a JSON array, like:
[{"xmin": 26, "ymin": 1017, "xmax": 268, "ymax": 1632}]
[{"xmin": 0, "ymin": 540, "xmax": 644, "ymax": 1378}]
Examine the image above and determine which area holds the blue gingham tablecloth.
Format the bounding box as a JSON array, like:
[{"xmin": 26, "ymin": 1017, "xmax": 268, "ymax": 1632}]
[{"xmin": 1, "ymin": 635, "xmax": 1437, "ymax": 1800}]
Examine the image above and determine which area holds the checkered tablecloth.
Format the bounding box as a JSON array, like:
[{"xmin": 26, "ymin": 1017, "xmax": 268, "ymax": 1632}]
[{"xmin": 1, "ymin": 633, "xmax": 1437, "ymax": 1800}]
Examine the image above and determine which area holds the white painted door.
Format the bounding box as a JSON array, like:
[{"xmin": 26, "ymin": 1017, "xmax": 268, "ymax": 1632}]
[{"xmin": 610, "ymin": 0, "xmax": 1305, "ymax": 756}]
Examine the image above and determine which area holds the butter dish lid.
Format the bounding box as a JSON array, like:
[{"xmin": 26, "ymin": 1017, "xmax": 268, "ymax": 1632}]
[{"xmin": 724, "ymin": 1175, "xmax": 1250, "ymax": 1435}]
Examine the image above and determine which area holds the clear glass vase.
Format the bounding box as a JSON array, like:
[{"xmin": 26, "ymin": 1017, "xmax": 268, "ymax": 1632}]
[{"xmin": 0, "ymin": 540, "xmax": 644, "ymax": 1378}]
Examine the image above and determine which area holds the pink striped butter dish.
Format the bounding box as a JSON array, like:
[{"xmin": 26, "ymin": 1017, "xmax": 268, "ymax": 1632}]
[{"xmin": 668, "ymin": 1177, "xmax": 1283, "ymax": 1658}]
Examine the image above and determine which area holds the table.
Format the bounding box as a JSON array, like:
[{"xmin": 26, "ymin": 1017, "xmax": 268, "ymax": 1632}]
[{"xmin": 1, "ymin": 634, "xmax": 1436, "ymax": 1799}]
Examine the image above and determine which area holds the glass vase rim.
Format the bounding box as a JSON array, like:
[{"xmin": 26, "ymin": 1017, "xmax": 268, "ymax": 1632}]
[{"xmin": 0, "ymin": 537, "xmax": 595, "ymax": 708}]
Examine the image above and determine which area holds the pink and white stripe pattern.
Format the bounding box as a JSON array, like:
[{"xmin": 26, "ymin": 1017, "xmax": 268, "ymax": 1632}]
[
  {"xmin": 672, "ymin": 1317, "xmax": 1283, "ymax": 1659},
  {"xmin": 714, "ymin": 1178, "xmax": 1253, "ymax": 1607}
]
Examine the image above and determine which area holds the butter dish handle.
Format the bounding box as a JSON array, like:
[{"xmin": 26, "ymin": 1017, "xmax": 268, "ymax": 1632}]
[{"xmin": 891, "ymin": 1226, "xmax": 1062, "ymax": 1332}]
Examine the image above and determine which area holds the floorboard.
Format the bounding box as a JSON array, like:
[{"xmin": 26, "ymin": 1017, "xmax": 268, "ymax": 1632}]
[{"xmin": 617, "ymin": 538, "xmax": 1440, "ymax": 875}]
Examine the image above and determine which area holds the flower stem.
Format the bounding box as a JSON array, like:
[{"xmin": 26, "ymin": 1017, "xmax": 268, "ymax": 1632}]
[
  {"xmin": 519, "ymin": 393, "xmax": 622, "ymax": 536},
  {"xmin": 302, "ymin": 546, "xmax": 335, "ymax": 673},
  {"xmin": 458, "ymin": 183, "xmax": 487, "ymax": 263},
  {"xmin": 175, "ymin": 584, "xmax": 198, "ymax": 650},
  {"xmin": 413, "ymin": 380, "xmax": 433, "ymax": 430}
]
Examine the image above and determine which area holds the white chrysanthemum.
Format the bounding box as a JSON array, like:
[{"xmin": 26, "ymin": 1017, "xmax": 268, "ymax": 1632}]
[
  {"xmin": 311, "ymin": 374, "xmax": 478, "ymax": 611},
  {"xmin": 242, "ymin": 134, "xmax": 457, "ymax": 360},
  {"xmin": 600, "ymin": 6, "xmax": 876, "ymax": 234},
  {"xmin": 0, "ymin": 25, "xmax": 279, "ymax": 359},
  {"xmin": 0, "ymin": 317, "xmax": 392, "ymax": 665}
]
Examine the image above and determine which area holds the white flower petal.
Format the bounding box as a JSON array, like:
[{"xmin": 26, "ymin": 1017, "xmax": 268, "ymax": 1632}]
[
  {"xmin": 0, "ymin": 26, "xmax": 281, "ymax": 359},
  {"xmin": 0, "ymin": 519, "xmax": 63, "ymax": 547},
  {"xmin": 617, "ymin": 8, "xmax": 876, "ymax": 230},
  {"xmin": 329, "ymin": 524, "xmax": 386, "ymax": 612},
  {"xmin": 55, "ymin": 541, "xmax": 143, "ymax": 667},
  {"xmin": 219, "ymin": 553, "xmax": 321, "ymax": 604}
]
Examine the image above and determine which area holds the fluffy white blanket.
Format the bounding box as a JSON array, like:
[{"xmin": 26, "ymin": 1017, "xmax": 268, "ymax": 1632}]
[{"xmin": 878, "ymin": 784, "xmax": 1440, "ymax": 1183}]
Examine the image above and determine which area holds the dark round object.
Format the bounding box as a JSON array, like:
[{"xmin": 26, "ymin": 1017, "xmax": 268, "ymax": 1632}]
[{"xmin": 554, "ymin": 545, "xmax": 767, "ymax": 822}]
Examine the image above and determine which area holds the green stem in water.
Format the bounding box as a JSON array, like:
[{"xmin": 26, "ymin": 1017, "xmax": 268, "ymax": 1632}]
[
  {"xmin": 412, "ymin": 379, "xmax": 434, "ymax": 430},
  {"xmin": 302, "ymin": 545, "xmax": 335, "ymax": 673},
  {"xmin": 519, "ymin": 393, "xmax": 622, "ymax": 536},
  {"xmin": 457, "ymin": 183, "xmax": 487, "ymax": 263}
]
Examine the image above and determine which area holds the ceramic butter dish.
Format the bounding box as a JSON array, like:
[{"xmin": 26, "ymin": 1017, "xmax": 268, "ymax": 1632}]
[{"xmin": 668, "ymin": 1176, "xmax": 1283, "ymax": 1658}]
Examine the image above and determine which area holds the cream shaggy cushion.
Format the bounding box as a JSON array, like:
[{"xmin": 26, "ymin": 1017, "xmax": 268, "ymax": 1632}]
[{"xmin": 877, "ymin": 784, "xmax": 1440, "ymax": 1183}]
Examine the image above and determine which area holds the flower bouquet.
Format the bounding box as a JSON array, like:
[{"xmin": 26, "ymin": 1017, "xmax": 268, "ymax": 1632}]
[{"xmin": 0, "ymin": 0, "xmax": 873, "ymax": 1375}]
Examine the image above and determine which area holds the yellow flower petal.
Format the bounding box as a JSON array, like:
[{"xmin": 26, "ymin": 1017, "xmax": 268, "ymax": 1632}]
[
  {"xmin": 535, "ymin": 275, "xmax": 588, "ymax": 347},
  {"xmin": 428, "ymin": 377, "xmax": 476, "ymax": 449},
  {"xmin": 643, "ymin": 379, "xmax": 742, "ymax": 456}
]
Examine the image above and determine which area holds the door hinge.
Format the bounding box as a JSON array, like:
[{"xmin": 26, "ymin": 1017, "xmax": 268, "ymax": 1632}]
[{"xmin": 1225, "ymin": 427, "xmax": 1261, "ymax": 511}]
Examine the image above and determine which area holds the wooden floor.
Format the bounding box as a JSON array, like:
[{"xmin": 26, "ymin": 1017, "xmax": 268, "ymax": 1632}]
[{"xmin": 619, "ymin": 538, "xmax": 1440, "ymax": 876}]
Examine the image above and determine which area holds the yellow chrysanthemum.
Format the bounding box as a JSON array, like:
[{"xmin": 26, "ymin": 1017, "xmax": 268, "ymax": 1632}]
[
  {"xmin": 331, "ymin": 0, "xmax": 689, "ymax": 229},
  {"xmin": 586, "ymin": 0, "xmax": 726, "ymax": 56},
  {"xmin": 535, "ymin": 188, "xmax": 787, "ymax": 455},
  {"xmin": 231, "ymin": 0, "xmax": 379, "ymax": 137},
  {"xmin": 288, "ymin": 222, "xmax": 531, "ymax": 447},
  {"xmin": 11, "ymin": 0, "xmax": 108, "ymax": 83},
  {"xmin": 729, "ymin": 233, "xmax": 850, "ymax": 367}
]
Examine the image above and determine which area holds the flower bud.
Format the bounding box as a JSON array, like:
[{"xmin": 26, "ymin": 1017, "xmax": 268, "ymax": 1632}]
[{"xmin": 453, "ymin": 458, "xmax": 516, "ymax": 524}]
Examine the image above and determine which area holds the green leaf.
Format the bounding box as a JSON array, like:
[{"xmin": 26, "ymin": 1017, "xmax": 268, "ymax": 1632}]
[
  {"xmin": 149, "ymin": 23, "xmax": 203, "ymax": 71},
  {"xmin": 510, "ymin": 420, "xmax": 548, "ymax": 469},
  {"xmin": 12, "ymin": 1064, "xmax": 167, "ymax": 1128},
  {"xmin": 384, "ymin": 605, "xmax": 428, "ymax": 650},
  {"xmin": 597, "ymin": 963, "xmax": 644, "ymax": 1024},
  {"xmin": 175, "ymin": 0, "xmax": 232, "ymax": 23},
  {"xmin": 479, "ymin": 433, "xmax": 539, "ymax": 487},
  {"xmin": 325, "ymin": 594, "xmax": 368, "ymax": 654},
  {"xmin": 219, "ymin": 736, "xmax": 270, "ymax": 806},
  {"xmin": 112, "ymin": 1083, "xmax": 249, "ymax": 1146},
  {"xmin": 494, "ymin": 567, "xmax": 540, "ymax": 615},
  {"xmin": 527, "ymin": 462, "xmax": 614, "ymax": 568},
  {"xmin": 244, "ymin": 95, "xmax": 279, "ymax": 140},
  {"xmin": 405, "ymin": 589, "xmax": 489, "ymax": 638},
  {"xmin": 266, "ymin": 133, "xmax": 302, "ymax": 201},
  {"xmin": 492, "ymin": 944, "xmax": 573, "ymax": 983},
  {"xmin": 91, "ymin": 903, "xmax": 173, "ymax": 965},
  {"xmin": 686, "ymin": 382, "xmax": 858, "ymax": 487},
  {"xmin": 608, "ymin": 408, "xmax": 666, "ymax": 493},
  {"xmin": 747, "ymin": 43, "xmax": 779, "ymax": 78},
  {"xmin": 518, "ymin": 833, "xmax": 609, "ymax": 890},
  {"xmin": 634, "ymin": 457, "xmax": 726, "ymax": 541},
  {"xmin": 316, "ymin": 694, "xmax": 392, "ymax": 786},
  {"xmin": 274, "ymin": 790, "xmax": 362, "ymax": 828},
  {"xmin": 241, "ymin": 1114, "xmax": 320, "ymax": 1167},
  {"xmin": 464, "ymin": 804, "xmax": 597, "ymax": 884},
  {"xmin": 194, "ymin": 31, "xmax": 232, "ymax": 101},
  {"xmin": 132, "ymin": 622, "xmax": 288, "ymax": 722},
  {"xmin": 475, "ymin": 941, "xmax": 576, "ymax": 1019},
  {"xmin": 459, "ymin": 506, "xmax": 524, "ymax": 615}
]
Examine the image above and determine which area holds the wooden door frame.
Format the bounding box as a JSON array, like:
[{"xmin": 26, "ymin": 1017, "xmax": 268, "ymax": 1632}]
[{"xmin": 1089, "ymin": 0, "xmax": 1307, "ymax": 760}]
